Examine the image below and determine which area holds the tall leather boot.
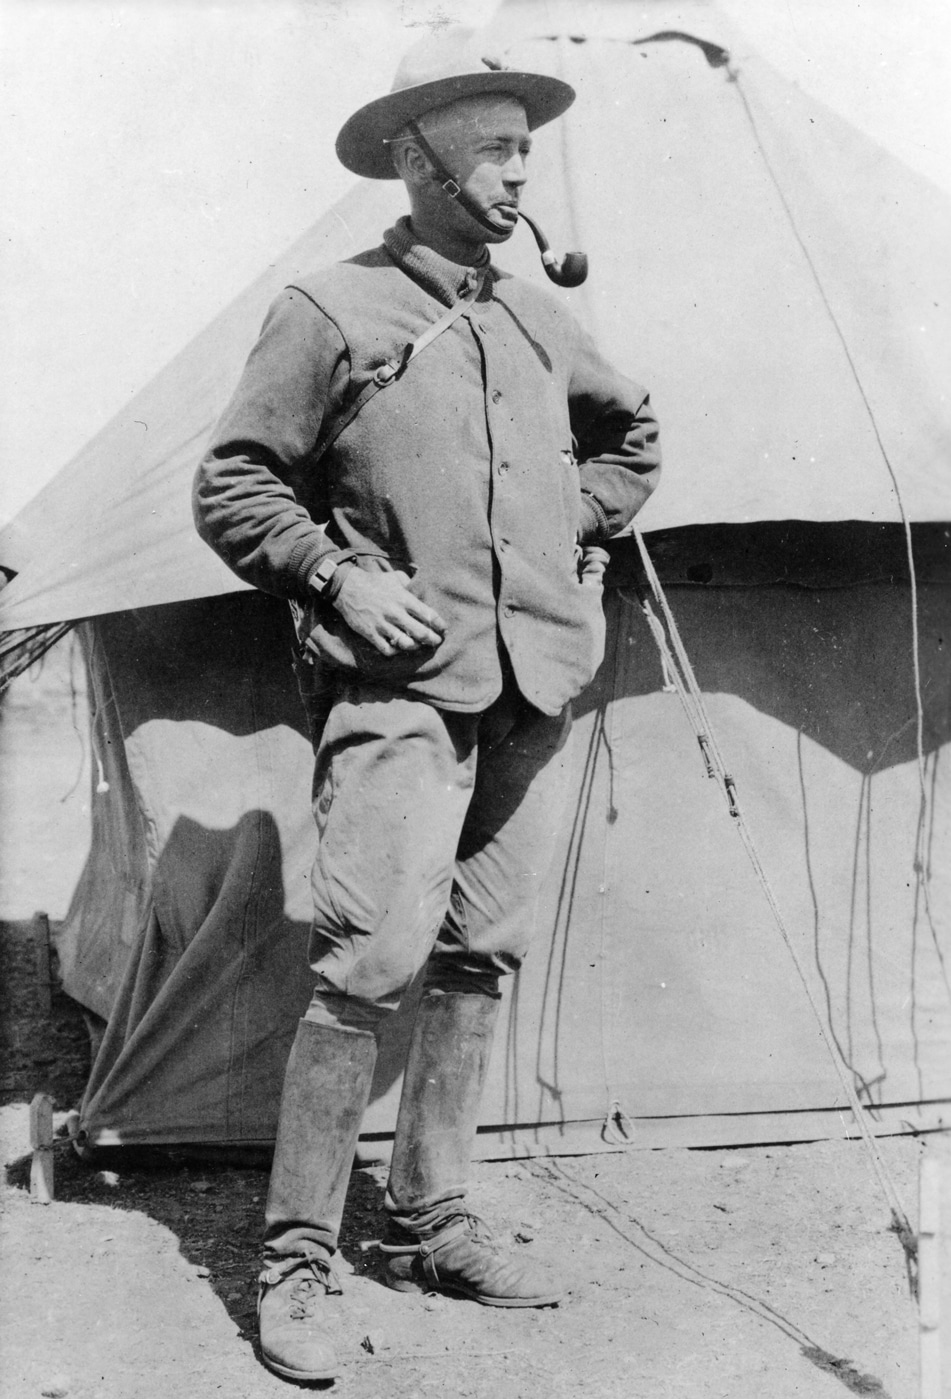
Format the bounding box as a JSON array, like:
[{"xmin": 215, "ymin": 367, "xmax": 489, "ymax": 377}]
[
  {"xmin": 381, "ymin": 988, "xmax": 561, "ymax": 1307},
  {"xmin": 259, "ymin": 1019, "xmax": 377, "ymax": 1381}
]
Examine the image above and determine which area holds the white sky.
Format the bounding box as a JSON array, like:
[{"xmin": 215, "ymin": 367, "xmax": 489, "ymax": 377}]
[{"xmin": 1, "ymin": 0, "xmax": 949, "ymax": 526}]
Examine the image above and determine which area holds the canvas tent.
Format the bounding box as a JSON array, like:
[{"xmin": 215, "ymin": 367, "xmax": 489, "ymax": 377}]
[{"xmin": 1, "ymin": 0, "xmax": 949, "ymax": 1157}]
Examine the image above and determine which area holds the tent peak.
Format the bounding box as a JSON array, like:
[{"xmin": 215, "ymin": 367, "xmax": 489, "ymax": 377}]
[
  {"xmin": 489, "ymin": 2, "xmax": 735, "ymax": 73},
  {"xmin": 548, "ymin": 29, "xmax": 730, "ymax": 70}
]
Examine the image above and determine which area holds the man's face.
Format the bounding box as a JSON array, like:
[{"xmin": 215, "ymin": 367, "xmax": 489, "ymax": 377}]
[{"xmin": 416, "ymin": 94, "xmax": 531, "ymax": 241}]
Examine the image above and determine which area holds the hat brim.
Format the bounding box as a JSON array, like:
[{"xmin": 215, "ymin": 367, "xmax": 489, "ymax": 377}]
[{"xmin": 336, "ymin": 70, "xmax": 575, "ymax": 180}]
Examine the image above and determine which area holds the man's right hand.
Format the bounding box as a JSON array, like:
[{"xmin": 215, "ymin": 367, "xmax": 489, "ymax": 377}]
[{"xmin": 332, "ymin": 568, "xmax": 447, "ymax": 656}]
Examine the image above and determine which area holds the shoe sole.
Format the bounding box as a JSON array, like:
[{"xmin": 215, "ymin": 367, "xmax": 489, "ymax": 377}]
[
  {"xmin": 262, "ymin": 1353, "xmax": 339, "ymax": 1381},
  {"xmin": 385, "ymin": 1275, "xmax": 562, "ymax": 1308}
]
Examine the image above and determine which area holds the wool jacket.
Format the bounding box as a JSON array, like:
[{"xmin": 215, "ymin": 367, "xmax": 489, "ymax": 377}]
[{"xmin": 194, "ymin": 218, "xmax": 661, "ymax": 715}]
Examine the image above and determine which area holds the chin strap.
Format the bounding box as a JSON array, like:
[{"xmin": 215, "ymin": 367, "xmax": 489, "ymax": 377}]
[
  {"xmin": 406, "ymin": 121, "xmax": 502, "ymax": 236},
  {"xmin": 404, "ymin": 121, "xmax": 588, "ymax": 288}
]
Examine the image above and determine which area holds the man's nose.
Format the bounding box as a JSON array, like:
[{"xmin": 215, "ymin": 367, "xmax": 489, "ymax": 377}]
[{"xmin": 502, "ymin": 151, "xmax": 528, "ymax": 187}]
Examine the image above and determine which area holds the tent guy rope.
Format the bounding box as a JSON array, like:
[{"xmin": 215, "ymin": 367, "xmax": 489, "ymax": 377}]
[
  {"xmin": 536, "ymin": 23, "xmax": 944, "ymax": 991},
  {"xmin": 727, "ymin": 56, "xmax": 946, "ymax": 999},
  {"xmin": 624, "ymin": 525, "xmax": 919, "ymax": 1297}
]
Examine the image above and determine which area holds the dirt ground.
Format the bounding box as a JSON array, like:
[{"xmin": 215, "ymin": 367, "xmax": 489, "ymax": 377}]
[{"xmin": 0, "ymin": 638, "xmax": 928, "ymax": 1399}]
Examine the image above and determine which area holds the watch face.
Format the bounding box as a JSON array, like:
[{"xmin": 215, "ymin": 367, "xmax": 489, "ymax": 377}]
[{"xmin": 311, "ymin": 559, "xmax": 336, "ymax": 594}]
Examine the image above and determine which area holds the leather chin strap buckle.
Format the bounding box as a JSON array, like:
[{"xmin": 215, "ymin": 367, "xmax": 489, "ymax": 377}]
[{"xmin": 408, "ymin": 119, "xmax": 498, "ymax": 237}]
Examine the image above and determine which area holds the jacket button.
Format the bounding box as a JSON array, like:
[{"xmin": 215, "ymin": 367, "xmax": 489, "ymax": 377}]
[
  {"xmin": 498, "ymin": 461, "xmax": 509, "ymax": 475},
  {"xmin": 503, "ymin": 604, "xmax": 516, "ymax": 618},
  {"xmin": 491, "ymin": 389, "xmax": 502, "ymax": 403}
]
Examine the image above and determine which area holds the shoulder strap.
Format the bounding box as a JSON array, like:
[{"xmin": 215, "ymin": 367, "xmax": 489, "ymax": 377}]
[{"xmin": 310, "ymin": 287, "xmax": 477, "ymax": 469}]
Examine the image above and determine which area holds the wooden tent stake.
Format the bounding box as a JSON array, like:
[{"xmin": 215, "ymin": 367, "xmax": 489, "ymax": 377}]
[
  {"xmin": 29, "ymin": 1092, "xmax": 54, "ymax": 1204},
  {"xmin": 33, "ymin": 910, "xmax": 53, "ymax": 1016}
]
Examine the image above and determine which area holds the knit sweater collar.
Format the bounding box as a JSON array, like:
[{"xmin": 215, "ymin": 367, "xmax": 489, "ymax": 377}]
[{"xmin": 383, "ymin": 217, "xmax": 491, "ymax": 307}]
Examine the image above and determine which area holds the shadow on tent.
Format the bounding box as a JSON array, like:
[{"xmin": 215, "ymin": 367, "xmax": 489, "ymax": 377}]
[{"xmin": 61, "ymin": 522, "xmax": 951, "ymax": 1158}]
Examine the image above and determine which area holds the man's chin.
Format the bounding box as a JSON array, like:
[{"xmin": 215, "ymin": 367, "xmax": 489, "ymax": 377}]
[{"xmin": 483, "ymin": 215, "xmax": 518, "ymax": 243}]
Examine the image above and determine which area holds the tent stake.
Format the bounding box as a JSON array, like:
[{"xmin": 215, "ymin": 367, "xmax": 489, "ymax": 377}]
[
  {"xmin": 33, "ymin": 910, "xmax": 53, "ymax": 1016},
  {"xmin": 29, "ymin": 1092, "xmax": 54, "ymax": 1204}
]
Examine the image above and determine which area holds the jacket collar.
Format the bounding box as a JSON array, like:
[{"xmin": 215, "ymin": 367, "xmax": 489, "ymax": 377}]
[{"xmin": 383, "ymin": 217, "xmax": 491, "ymax": 307}]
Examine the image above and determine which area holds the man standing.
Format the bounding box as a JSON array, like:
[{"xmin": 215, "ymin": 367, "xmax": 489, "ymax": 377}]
[{"xmin": 194, "ymin": 27, "xmax": 660, "ymax": 1383}]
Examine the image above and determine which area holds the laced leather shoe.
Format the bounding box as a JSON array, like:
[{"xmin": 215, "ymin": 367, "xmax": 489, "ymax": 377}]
[
  {"xmin": 258, "ymin": 1254, "xmax": 342, "ymax": 1380},
  {"xmin": 380, "ymin": 1210, "xmax": 562, "ymax": 1307}
]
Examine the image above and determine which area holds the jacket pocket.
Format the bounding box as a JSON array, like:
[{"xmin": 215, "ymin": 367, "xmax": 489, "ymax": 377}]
[
  {"xmin": 556, "ymin": 446, "xmax": 582, "ymax": 541},
  {"xmin": 297, "ymin": 554, "xmax": 434, "ymax": 686},
  {"xmin": 301, "ymin": 614, "xmax": 433, "ymax": 685}
]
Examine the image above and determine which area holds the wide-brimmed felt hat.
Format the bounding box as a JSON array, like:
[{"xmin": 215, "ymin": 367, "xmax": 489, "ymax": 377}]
[{"xmin": 336, "ymin": 26, "xmax": 575, "ymax": 181}]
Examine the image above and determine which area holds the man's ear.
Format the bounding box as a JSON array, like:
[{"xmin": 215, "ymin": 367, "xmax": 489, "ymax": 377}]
[{"xmin": 401, "ymin": 141, "xmax": 435, "ymax": 186}]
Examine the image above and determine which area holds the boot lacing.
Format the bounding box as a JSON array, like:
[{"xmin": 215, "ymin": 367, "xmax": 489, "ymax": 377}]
[{"xmin": 258, "ymin": 1254, "xmax": 343, "ymax": 1319}]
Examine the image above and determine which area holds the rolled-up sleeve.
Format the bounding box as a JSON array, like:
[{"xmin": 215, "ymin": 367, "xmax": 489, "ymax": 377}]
[
  {"xmin": 193, "ymin": 288, "xmax": 349, "ymax": 599},
  {"xmin": 567, "ymin": 321, "xmax": 661, "ymax": 544}
]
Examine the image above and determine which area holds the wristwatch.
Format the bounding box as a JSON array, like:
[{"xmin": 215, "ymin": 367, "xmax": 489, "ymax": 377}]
[
  {"xmin": 308, "ymin": 557, "xmax": 342, "ymax": 597},
  {"xmin": 307, "ymin": 555, "xmax": 355, "ymax": 604}
]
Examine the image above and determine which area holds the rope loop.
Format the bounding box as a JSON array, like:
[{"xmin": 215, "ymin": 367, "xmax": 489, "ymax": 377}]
[{"xmin": 601, "ymin": 1099, "xmax": 635, "ymax": 1147}]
